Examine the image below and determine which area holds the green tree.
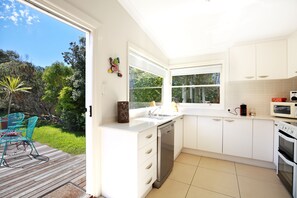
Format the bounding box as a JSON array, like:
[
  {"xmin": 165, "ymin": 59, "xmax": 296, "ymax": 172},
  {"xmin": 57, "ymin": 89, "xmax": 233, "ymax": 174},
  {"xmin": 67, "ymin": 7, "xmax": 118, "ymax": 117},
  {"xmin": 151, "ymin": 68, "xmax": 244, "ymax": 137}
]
[
  {"xmin": 59, "ymin": 37, "xmax": 86, "ymax": 131},
  {"xmin": 0, "ymin": 50, "xmax": 46, "ymax": 115},
  {"xmin": 0, "ymin": 49, "xmax": 20, "ymax": 64},
  {"xmin": 42, "ymin": 62, "xmax": 73, "ymax": 114},
  {"xmin": 0, "ymin": 76, "xmax": 31, "ymax": 114},
  {"xmin": 56, "ymin": 86, "xmax": 84, "ymax": 130},
  {"xmin": 129, "ymin": 67, "xmax": 163, "ymax": 108}
]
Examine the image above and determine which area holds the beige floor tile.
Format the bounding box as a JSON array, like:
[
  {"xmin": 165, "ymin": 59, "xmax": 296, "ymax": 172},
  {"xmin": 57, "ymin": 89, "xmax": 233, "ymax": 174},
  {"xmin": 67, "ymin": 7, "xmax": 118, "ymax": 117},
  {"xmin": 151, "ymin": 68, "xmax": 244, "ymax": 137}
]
[
  {"xmin": 238, "ymin": 176, "xmax": 291, "ymax": 198},
  {"xmin": 146, "ymin": 179, "xmax": 189, "ymax": 198},
  {"xmin": 186, "ymin": 186, "xmax": 233, "ymax": 198},
  {"xmin": 191, "ymin": 167, "xmax": 240, "ymax": 198},
  {"xmin": 175, "ymin": 153, "xmax": 201, "ymax": 166},
  {"xmin": 199, "ymin": 157, "xmax": 236, "ymax": 174},
  {"xmin": 235, "ymin": 163, "xmax": 280, "ymax": 184},
  {"xmin": 169, "ymin": 162, "xmax": 197, "ymax": 184}
]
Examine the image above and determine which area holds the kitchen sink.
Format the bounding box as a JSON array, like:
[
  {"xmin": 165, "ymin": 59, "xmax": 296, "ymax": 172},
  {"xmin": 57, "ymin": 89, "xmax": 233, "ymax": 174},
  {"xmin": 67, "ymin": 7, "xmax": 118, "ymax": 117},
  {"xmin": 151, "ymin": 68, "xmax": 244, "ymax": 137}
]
[
  {"xmin": 149, "ymin": 114, "xmax": 171, "ymax": 119},
  {"xmin": 134, "ymin": 114, "xmax": 174, "ymax": 123}
]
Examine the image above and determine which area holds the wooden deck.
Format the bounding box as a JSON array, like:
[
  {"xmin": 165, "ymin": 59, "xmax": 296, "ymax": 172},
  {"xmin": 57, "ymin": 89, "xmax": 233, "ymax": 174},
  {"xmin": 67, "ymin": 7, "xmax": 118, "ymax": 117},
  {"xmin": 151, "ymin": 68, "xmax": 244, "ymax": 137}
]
[{"xmin": 0, "ymin": 142, "xmax": 87, "ymax": 198}]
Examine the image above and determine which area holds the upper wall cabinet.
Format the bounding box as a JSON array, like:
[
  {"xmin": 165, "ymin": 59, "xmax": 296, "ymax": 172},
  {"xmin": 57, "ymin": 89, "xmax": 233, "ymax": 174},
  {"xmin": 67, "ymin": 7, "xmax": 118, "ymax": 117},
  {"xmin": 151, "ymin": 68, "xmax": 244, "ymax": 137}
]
[
  {"xmin": 256, "ymin": 40, "xmax": 287, "ymax": 80},
  {"xmin": 229, "ymin": 39, "xmax": 287, "ymax": 81},
  {"xmin": 229, "ymin": 45, "xmax": 256, "ymax": 81},
  {"xmin": 288, "ymin": 32, "xmax": 297, "ymax": 78}
]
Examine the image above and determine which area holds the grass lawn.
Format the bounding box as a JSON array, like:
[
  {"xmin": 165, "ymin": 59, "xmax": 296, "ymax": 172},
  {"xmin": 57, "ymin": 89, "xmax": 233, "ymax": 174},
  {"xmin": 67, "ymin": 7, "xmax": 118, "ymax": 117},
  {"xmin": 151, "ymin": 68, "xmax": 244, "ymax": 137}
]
[{"xmin": 33, "ymin": 125, "xmax": 85, "ymax": 155}]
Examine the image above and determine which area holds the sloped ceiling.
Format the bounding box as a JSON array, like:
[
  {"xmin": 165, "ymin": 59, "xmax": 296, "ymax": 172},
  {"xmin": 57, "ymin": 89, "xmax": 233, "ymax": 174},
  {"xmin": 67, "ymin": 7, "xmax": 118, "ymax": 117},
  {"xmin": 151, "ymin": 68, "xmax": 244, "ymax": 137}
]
[{"xmin": 118, "ymin": 0, "xmax": 297, "ymax": 60}]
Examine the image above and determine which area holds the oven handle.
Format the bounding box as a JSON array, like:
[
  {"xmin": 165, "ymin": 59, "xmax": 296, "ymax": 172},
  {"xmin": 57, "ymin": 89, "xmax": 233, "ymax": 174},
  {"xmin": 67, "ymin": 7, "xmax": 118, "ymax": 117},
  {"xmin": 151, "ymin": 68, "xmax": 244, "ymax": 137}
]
[
  {"xmin": 279, "ymin": 132, "xmax": 296, "ymax": 143},
  {"xmin": 278, "ymin": 151, "xmax": 295, "ymax": 167}
]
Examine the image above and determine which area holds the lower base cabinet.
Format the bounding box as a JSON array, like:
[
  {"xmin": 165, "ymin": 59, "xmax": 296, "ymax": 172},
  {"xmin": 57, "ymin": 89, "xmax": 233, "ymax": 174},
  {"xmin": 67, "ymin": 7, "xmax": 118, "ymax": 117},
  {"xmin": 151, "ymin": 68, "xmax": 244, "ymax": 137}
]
[
  {"xmin": 183, "ymin": 115, "xmax": 274, "ymax": 162},
  {"xmin": 197, "ymin": 116, "xmax": 222, "ymax": 153},
  {"xmin": 223, "ymin": 118, "xmax": 253, "ymax": 158},
  {"xmin": 183, "ymin": 116, "xmax": 197, "ymax": 149},
  {"xmin": 253, "ymin": 119, "xmax": 274, "ymax": 162},
  {"xmin": 101, "ymin": 126, "xmax": 157, "ymax": 198}
]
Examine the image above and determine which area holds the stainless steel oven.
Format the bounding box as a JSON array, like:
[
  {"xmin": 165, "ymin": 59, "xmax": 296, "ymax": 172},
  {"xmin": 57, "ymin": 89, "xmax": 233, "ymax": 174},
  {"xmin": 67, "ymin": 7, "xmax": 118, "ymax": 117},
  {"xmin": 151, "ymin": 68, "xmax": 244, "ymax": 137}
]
[{"xmin": 276, "ymin": 121, "xmax": 297, "ymax": 197}]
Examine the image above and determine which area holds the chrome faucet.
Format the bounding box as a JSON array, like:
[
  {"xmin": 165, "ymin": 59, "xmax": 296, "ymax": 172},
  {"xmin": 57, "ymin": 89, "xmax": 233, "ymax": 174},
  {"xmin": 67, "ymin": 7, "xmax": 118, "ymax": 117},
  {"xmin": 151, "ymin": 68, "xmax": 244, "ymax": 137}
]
[{"xmin": 148, "ymin": 106, "xmax": 161, "ymax": 117}]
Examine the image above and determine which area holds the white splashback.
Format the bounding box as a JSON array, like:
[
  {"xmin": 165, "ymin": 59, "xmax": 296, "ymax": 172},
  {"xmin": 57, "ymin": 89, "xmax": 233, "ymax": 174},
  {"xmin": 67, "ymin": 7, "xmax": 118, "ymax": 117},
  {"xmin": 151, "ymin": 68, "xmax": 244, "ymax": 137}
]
[{"xmin": 225, "ymin": 77, "xmax": 297, "ymax": 116}]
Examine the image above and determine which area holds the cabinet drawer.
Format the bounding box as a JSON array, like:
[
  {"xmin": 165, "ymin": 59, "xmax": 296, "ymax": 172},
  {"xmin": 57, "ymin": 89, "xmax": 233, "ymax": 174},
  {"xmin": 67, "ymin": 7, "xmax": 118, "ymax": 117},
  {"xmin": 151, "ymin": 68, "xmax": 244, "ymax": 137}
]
[
  {"xmin": 139, "ymin": 154, "xmax": 157, "ymax": 181},
  {"xmin": 139, "ymin": 164, "xmax": 156, "ymax": 197},
  {"xmin": 138, "ymin": 140, "xmax": 156, "ymax": 165},
  {"xmin": 138, "ymin": 127, "xmax": 157, "ymax": 149}
]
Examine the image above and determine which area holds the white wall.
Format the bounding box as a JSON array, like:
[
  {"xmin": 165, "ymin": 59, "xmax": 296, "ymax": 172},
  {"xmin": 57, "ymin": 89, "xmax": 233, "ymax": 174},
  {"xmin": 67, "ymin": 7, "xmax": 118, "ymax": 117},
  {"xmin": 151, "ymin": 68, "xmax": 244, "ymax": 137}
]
[
  {"xmin": 169, "ymin": 52, "xmax": 297, "ymax": 116},
  {"xmin": 37, "ymin": 0, "xmax": 168, "ymax": 196},
  {"xmin": 64, "ymin": 0, "xmax": 168, "ymax": 124},
  {"xmin": 226, "ymin": 77, "xmax": 297, "ymax": 115}
]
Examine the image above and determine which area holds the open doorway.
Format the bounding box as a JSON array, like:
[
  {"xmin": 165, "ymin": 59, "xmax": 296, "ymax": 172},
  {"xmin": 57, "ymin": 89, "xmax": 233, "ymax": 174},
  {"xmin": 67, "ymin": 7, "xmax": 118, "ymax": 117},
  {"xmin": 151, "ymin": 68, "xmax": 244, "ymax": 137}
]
[{"xmin": 0, "ymin": 0, "xmax": 94, "ymax": 196}]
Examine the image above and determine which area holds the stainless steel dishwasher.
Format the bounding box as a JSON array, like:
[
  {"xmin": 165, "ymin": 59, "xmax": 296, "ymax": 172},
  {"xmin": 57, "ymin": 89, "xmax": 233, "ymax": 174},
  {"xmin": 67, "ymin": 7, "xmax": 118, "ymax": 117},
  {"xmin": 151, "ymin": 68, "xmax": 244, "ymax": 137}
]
[{"xmin": 153, "ymin": 120, "xmax": 175, "ymax": 188}]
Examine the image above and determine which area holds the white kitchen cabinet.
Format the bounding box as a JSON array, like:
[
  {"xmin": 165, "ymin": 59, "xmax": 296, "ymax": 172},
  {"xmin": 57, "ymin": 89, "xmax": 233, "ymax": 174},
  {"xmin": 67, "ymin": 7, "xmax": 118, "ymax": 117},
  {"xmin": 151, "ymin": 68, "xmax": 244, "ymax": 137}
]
[
  {"xmin": 197, "ymin": 116, "xmax": 222, "ymax": 153},
  {"xmin": 223, "ymin": 118, "xmax": 253, "ymax": 158},
  {"xmin": 252, "ymin": 119, "xmax": 274, "ymax": 162},
  {"xmin": 288, "ymin": 31, "xmax": 297, "ymax": 78},
  {"xmin": 101, "ymin": 126, "xmax": 157, "ymax": 198},
  {"xmin": 256, "ymin": 39, "xmax": 287, "ymax": 80},
  {"xmin": 229, "ymin": 39, "xmax": 287, "ymax": 81},
  {"xmin": 229, "ymin": 45, "xmax": 256, "ymax": 81},
  {"xmin": 183, "ymin": 115, "xmax": 197, "ymax": 149},
  {"xmin": 174, "ymin": 116, "xmax": 184, "ymax": 159},
  {"xmin": 274, "ymin": 122, "xmax": 279, "ymax": 167}
]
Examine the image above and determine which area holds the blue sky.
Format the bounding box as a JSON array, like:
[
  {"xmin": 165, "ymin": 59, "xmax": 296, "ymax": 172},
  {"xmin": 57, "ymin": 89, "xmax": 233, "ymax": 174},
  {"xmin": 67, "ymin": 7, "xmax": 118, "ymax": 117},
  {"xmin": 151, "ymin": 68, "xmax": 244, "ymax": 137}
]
[{"xmin": 0, "ymin": 0, "xmax": 85, "ymax": 67}]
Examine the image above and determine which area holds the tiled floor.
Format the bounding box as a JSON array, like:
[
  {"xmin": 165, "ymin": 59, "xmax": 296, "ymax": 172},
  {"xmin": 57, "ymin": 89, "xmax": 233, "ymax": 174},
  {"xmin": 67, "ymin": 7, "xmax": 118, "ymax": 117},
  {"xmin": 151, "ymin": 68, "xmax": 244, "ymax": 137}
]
[{"xmin": 146, "ymin": 153, "xmax": 291, "ymax": 198}]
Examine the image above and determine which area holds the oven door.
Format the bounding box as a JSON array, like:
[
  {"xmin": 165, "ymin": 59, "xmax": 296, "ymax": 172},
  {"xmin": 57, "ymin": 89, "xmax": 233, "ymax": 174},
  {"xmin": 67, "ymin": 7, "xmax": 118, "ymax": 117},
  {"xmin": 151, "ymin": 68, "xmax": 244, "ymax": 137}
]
[
  {"xmin": 279, "ymin": 131, "xmax": 297, "ymax": 162},
  {"xmin": 278, "ymin": 151, "xmax": 296, "ymax": 196}
]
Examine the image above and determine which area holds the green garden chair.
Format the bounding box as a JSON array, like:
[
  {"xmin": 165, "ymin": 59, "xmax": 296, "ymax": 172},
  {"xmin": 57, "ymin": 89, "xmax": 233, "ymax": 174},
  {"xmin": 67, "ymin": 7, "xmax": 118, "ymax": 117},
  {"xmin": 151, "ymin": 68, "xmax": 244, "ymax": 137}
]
[
  {"xmin": 0, "ymin": 112, "xmax": 25, "ymax": 140},
  {"xmin": 7, "ymin": 112, "xmax": 25, "ymax": 130},
  {"xmin": 0, "ymin": 116, "xmax": 39, "ymax": 166}
]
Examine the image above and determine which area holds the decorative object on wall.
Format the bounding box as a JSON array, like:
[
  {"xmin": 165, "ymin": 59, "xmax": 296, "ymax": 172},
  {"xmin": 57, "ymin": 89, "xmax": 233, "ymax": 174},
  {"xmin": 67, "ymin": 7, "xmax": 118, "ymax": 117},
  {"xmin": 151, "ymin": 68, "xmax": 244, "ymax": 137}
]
[
  {"xmin": 117, "ymin": 101, "xmax": 129, "ymax": 123},
  {"xmin": 108, "ymin": 57, "xmax": 122, "ymax": 77}
]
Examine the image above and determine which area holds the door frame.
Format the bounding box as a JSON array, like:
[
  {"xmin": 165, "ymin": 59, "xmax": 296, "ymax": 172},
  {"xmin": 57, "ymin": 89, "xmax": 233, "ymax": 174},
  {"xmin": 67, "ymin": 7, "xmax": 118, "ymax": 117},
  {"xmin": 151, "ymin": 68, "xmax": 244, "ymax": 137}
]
[{"xmin": 21, "ymin": 0, "xmax": 102, "ymax": 196}]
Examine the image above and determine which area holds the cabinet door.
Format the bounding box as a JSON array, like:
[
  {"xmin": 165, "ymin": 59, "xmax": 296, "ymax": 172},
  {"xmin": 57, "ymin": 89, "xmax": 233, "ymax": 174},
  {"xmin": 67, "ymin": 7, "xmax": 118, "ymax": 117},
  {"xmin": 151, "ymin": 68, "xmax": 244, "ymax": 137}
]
[
  {"xmin": 256, "ymin": 40, "xmax": 287, "ymax": 80},
  {"xmin": 229, "ymin": 45, "xmax": 256, "ymax": 81},
  {"xmin": 183, "ymin": 116, "xmax": 197, "ymax": 149},
  {"xmin": 253, "ymin": 119, "xmax": 274, "ymax": 162},
  {"xmin": 174, "ymin": 116, "xmax": 184, "ymax": 159},
  {"xmin": 197, "ymin": 116, "xmax": 222, "ymax": 153},
  {"xmin": 288, "ymin": 32, "xmax": 297, "ymax": 78},
  {"xmin": 223, "ymin": 118, "xmax": 252, "ymax": 158}
]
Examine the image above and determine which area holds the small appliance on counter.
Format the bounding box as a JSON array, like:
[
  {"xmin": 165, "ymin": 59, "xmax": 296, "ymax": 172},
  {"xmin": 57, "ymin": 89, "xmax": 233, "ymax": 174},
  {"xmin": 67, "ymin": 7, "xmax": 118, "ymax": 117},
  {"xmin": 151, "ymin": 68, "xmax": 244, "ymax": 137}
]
[
  {"xmin": 291, "ymin": 91, "xmax": 297, "ymax": 101},
  {"xmin": 240, "ymin": 104, "xmax": 247, "ymax": 116},
  {"xmin": 271, "ymin": 101, "xmax": 297, "ymax": 118}
]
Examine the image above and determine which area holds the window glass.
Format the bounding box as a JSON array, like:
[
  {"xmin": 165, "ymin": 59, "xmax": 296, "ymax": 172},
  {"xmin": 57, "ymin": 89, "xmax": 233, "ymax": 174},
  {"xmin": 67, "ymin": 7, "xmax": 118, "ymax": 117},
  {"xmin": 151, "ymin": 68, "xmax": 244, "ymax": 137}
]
[
  {"xmin": 172, "ymin": 86, "xmax": 220, "ymax": 103},
  {"xmin": 171, "ymin": 67, "xmax": 222, "ymax": 105},
  {"xmin": 129, "ymin": 66, "xmax": 163, "ymax": 109},
  {"xmin": 172, "ymin": 73, "xmax": 220, "ymax": 86}
]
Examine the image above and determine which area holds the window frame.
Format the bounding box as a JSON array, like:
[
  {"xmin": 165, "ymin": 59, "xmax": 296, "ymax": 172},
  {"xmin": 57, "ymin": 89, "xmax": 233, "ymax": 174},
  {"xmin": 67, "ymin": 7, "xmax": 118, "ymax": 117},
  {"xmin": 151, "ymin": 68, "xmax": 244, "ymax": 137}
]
[
  {"xmin": 128, "ymin": 46, "xmax": 168, "ymax": 110},
  {"xmin": 170, "ymin": 62, "xmax": 225, "ymax": 110}
]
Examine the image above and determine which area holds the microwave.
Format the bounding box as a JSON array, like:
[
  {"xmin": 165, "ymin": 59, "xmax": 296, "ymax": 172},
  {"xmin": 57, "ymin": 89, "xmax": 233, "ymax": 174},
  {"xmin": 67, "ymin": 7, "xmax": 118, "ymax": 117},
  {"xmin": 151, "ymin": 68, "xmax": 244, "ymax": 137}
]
[{"xmin": 271, "ymin": 102, "xmax": 297, "ymax": 118}]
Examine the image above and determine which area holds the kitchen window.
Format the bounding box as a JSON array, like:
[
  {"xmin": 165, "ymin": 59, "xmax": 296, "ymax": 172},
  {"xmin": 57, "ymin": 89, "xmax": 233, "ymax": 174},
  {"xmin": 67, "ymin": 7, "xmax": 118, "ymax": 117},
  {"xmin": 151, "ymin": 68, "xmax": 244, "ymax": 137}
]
[
  {"xmin": 171, "ymin": 64, "xmax": 223, "ymax": 108},
  {"xmin": 129, "ymin": 51, "xmax": 167, "ymax": 109}
]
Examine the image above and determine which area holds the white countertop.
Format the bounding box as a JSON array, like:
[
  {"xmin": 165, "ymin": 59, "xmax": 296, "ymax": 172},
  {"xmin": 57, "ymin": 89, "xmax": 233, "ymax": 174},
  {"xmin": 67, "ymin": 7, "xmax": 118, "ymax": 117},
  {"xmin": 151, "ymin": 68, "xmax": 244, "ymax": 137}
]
[
  {"xmin": 100, "ymin": 114, "xmax": 183, "ymax": 132},
  {"xmin": 100, "ymin": 112, "xmax": 297, "ymax": 133}
]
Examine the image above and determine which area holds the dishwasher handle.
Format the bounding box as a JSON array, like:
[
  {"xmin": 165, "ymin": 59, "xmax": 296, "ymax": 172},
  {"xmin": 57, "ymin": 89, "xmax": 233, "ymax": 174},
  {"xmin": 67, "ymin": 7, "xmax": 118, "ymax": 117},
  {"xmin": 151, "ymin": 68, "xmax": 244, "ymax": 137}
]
[
  {"xmin": 158, "ymin": 120, "xmax": 175, "ymax": 130},
  {"xmin": 157, "ymin": 121, "xmax": 175, "ymax": 136}
]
